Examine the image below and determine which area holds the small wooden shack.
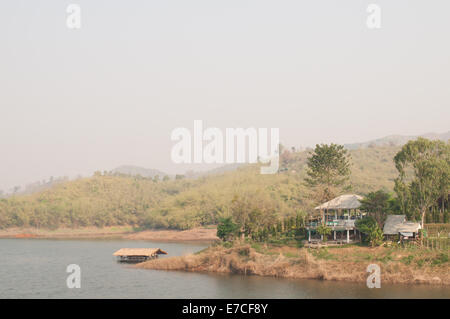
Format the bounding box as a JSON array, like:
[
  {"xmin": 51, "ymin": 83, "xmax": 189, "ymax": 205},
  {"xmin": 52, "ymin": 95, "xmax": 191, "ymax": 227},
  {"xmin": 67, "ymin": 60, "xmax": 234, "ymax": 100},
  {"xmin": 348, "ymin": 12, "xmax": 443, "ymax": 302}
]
[
  {"xmin": 383, "ymin": 215, "xmax": 421, "ymax": 241},
  {"xmin": 113, "ymin": 248, "xmax": 167, "ymax": 263}
]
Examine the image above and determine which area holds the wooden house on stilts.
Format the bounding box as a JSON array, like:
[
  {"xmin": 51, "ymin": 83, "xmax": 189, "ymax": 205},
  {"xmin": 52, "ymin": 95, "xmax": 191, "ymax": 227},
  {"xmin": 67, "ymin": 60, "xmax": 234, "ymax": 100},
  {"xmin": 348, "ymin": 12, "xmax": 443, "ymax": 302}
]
[{"xmin": 306, "ymin": 194, "xmax": 365, "ymax": 244}]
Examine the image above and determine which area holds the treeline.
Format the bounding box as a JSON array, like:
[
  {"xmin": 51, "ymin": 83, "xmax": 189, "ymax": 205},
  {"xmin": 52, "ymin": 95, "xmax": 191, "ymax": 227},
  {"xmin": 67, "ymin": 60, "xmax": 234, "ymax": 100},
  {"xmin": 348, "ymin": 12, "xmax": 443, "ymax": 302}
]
[
  {"xmin": 0, "ymin": 166, "xmax": 311, "ymax": 230},
  {"xmin": 217, "ymin": 213, "xmax": 307, "ymax": 243},
  {"xmin": 0, "ymin": 175, "xmax": 174, "ymax": 229}
]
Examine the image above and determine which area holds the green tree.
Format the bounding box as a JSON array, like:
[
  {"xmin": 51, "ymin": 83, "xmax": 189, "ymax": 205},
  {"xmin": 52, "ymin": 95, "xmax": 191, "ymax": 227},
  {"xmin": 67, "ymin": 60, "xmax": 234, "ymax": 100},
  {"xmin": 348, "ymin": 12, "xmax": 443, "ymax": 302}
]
[
  {"xmin": 367, "ymin": 225, "xmax": 384, "ymax": 247},
  {"xmin": 305, "ymin": 143, "xmax": 351, "ymax": 203},
  {"xmin": 394, "ymin": 138, "xmax": 450, "ymax": 227},
  {"xmin": 360, "ymin": 190, "xmax": 392, "ymax": 227},
  {"xmin": 355, "ymin": 216, "xmax": 384, "ymax": 247},
  {"xmin": 217, "ymin": 217, "xmax": 238, "ymax": 241},
  {"xmin": 229, "ymin": 189, "xmax": 279, "ymax": 239},
  {"xmin": 316, "ymin": 224, "xmax": 332, "ymax": 241}
]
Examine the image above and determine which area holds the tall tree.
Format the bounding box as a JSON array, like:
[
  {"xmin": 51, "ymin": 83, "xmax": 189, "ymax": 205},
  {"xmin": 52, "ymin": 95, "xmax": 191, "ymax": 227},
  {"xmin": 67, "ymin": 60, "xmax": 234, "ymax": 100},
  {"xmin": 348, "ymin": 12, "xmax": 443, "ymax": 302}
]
[
  {"xmin": 305, "ymin": 143, "xmax": 351, "ymax": 203},
  {"xmin": 394, "ymin": 138, "xmax": 450, "ymax": 227},
  {"xmin": 359, "ymin": 190, "xmax": 393, "ymax": 227}
]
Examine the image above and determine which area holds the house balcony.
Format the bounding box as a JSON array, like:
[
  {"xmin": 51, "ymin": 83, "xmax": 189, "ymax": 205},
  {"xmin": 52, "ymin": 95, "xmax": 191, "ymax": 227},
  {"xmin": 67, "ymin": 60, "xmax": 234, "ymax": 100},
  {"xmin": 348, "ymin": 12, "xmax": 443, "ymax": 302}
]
[{"xmin": 307, "ymin": 219, "xmax": 356, "ymax": 230}]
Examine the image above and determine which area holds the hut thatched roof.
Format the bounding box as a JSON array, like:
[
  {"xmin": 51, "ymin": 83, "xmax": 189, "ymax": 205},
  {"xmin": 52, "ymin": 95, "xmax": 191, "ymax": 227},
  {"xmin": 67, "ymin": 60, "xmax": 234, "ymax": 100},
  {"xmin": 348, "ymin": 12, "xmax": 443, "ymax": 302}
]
[
  {"xmin": 383, "ymin": 215, "xmax": 406, "ymax": 235},
  {"xmin": 113, "ymin": 248, "xmax": 167, "ymax": 257},
  {"xmin": 397, "ymin": 222, "xmax": 421, "ymax": 233},
  {"xmin": 314, "ymin": 194, "xmax": 363, "ymax": 210}
]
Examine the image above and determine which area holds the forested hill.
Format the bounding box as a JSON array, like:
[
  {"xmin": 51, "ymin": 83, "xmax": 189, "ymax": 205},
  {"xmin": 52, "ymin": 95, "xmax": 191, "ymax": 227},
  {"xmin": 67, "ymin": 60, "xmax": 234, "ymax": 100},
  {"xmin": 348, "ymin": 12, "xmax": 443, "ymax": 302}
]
[
  {"xmin": 0, "ymin": 145, "xmax": 400, "ymax": 230},
  {"xmin": 112, "ymin": 165, "xmax": 169, "ymax": 179}
]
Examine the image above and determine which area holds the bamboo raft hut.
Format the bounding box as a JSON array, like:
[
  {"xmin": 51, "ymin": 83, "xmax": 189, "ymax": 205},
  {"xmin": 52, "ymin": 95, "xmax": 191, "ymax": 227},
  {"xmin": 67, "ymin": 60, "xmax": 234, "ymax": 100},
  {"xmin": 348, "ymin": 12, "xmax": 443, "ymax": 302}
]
[{"xmin": 113, "ymin": 248, "xmax": 167, "ymax": 263}]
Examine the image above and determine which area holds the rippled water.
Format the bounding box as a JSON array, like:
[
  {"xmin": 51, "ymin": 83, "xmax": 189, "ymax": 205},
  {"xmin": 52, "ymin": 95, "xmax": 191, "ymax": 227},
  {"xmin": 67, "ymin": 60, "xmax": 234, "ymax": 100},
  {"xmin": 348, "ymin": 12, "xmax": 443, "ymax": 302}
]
[{"xmin": 0, "ymin": 239, "xmax": 448, "ymax": 298}]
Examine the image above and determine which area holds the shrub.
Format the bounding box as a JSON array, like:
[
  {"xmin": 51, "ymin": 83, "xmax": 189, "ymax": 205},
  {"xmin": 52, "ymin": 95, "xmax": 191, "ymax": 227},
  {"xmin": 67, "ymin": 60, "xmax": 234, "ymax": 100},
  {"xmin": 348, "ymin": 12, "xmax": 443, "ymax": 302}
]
[
  {"xmin": 316, "ymin": 224, "xmax": 332, "ymax": 241},
  {"xmin": 217, "ymin": 217, "xmax": 238, "ymax": 241},
  {"xmin": 356, "ymin": 216, "xmax": 384, "ymax": 247}
]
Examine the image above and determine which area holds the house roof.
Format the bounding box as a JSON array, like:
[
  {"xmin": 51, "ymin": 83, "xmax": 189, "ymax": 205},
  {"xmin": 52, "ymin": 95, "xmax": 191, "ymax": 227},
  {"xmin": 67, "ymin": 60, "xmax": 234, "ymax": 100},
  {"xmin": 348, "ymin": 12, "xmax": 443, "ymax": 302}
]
[
  {"xmin": 113, "ymin": 248, "xmax": 167, "ymax": 257},
  {"xmin": 383, "ymin": 215, "xmax": 406, "ymax": 235},
  {"xmin": 314, "ymin": 194, "xmax": 363, "ymax": 210},
  {"xmin": 397, "ymin": 222, "xmax": 422, "ymax": 233}
]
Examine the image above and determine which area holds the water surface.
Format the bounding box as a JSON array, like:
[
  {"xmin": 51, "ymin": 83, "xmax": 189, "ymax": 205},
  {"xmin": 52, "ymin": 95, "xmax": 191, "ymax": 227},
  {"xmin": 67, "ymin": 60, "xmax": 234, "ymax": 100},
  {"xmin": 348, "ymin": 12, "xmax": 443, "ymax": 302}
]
[{"xmin": 0, "ymin": 239, "xmax": 448, "ymax": 298}]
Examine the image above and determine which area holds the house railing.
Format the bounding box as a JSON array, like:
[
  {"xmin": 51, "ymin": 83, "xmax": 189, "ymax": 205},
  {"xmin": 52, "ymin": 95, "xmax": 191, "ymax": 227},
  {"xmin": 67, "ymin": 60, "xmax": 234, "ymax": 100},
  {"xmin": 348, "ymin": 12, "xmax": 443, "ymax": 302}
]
[{"xmin": 308, "ymin": 220, "xmax": 356, "ymax": 228}]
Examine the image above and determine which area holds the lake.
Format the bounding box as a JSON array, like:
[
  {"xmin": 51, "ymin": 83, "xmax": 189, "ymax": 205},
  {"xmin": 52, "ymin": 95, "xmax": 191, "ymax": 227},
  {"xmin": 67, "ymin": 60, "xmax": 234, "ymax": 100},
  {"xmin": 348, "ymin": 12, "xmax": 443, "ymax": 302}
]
[{"xmin": 0, "ymin": 239, "xmax": 448, "ymax": 298}]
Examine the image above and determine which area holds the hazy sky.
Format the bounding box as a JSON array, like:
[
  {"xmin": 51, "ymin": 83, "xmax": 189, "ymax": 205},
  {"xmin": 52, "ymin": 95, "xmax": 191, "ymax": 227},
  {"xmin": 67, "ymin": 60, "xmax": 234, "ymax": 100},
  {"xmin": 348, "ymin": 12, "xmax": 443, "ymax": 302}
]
[{"xmin": 1, "ymin": 1, "xmax": 449, "ymax": 191}]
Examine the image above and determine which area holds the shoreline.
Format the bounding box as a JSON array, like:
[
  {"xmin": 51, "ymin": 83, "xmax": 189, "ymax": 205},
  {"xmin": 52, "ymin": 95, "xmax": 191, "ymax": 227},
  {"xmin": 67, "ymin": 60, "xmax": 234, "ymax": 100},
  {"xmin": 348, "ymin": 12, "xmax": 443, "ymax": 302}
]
[
  {"xmin": 136, "ymin": 243, "xmax": 449, "ymax": 286},
  {"xmin": 2, "ymin": 227, "xmax": 447, "ymax": 286},
  {"xmin": 0, "ymin": 226, "xmax": 219, "ymax": 242}
]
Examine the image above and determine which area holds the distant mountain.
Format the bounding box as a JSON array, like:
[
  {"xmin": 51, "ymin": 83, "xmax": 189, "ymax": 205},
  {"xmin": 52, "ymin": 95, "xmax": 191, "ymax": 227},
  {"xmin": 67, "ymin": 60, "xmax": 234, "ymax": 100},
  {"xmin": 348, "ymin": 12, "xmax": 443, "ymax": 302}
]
[
  {"xmin": 344, "ymin": 131, "xmax": 450, "ymax": 150},
  {"xmin": 112, "ymin": 165, "xmax": 170, "ymax": 179}
]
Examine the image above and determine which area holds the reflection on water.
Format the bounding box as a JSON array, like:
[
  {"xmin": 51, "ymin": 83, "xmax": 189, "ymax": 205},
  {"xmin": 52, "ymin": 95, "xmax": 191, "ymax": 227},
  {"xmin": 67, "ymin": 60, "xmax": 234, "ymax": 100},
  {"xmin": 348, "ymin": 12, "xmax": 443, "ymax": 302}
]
[{"xmin": 0, "ymin": 239, "xmax": 448, "ymax": 298}]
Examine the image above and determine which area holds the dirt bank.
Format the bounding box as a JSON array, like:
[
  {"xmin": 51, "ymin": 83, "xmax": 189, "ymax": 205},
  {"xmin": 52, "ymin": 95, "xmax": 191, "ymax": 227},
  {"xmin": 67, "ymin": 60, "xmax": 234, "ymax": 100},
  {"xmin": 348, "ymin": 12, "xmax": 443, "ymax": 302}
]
[
  {"xmin": 123, "ymin": 228, "xmax": 218, "ymax": 242},
  {"xmin": 136, "ymin": 243, "xmax": 449, "ymax": 285},
  {"xmin": 0, "ymin": 226, "xmax": 219, "ymax": 242}
]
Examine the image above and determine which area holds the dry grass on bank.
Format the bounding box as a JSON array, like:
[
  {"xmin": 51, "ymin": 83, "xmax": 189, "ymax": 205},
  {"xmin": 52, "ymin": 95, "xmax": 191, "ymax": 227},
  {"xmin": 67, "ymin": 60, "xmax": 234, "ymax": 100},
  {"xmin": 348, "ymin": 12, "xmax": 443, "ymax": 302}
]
[{"xmin": 137, "ymin": 243, "xmax": 449, "ymax": 285}]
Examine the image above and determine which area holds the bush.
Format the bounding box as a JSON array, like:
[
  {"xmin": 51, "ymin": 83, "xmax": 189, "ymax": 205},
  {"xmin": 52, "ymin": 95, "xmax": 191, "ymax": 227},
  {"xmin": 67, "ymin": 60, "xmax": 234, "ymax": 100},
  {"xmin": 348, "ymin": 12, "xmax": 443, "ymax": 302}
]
[
  {"xmin": 316, "ymin": 224, "xmax": 332, "ymax": 241},
  {"xmin": 356, "ymin": 216, "xmax": 384, "ymax": 247},
  {"xmin": 432, "ymin": 253, "xmax": 449, "ymax": 265},
  {"xmin": 217, "ymin": 217, "xmax": 238, "ymax": 241}
]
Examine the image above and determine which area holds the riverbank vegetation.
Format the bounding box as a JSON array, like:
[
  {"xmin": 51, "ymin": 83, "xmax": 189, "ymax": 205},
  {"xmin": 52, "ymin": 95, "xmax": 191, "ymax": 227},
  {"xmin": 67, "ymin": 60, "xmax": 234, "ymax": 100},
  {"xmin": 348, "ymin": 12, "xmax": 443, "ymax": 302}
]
[{"xmin": 137, "ymin": 241, "xmax": 449, "ymax": 285}]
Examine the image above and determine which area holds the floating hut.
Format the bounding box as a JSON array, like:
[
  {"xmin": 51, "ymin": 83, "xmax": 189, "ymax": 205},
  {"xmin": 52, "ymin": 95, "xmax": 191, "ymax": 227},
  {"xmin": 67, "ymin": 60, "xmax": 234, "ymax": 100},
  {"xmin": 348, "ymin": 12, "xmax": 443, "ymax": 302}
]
[{"xmin": 113, "ymin": 248, "xmax": 167, "ymax": 263}]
